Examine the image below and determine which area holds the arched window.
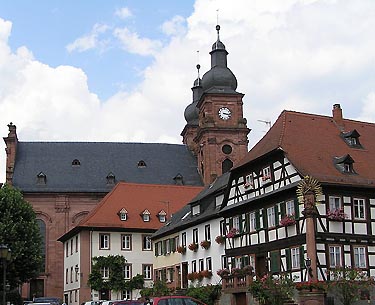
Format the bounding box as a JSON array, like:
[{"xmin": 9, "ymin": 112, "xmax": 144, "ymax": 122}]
[
  {"xmin": 222, "ymin": 158, "xmax": 233, "ymax": 174},
  {"xmin": 37, "ymin": 219, "xmax": 46, "ymax": 272}
]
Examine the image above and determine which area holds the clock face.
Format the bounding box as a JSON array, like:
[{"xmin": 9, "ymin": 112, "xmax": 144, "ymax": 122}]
[{"xmin": 218, "ymin": 107, "xmax": 232, "ymax": 120}]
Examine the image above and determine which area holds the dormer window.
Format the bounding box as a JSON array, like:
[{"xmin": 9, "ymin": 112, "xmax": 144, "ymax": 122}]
[
  {"xmin": 106, "ymin": 172, "xmax": 116, "ymax": 185},
  {"xmin": 141, "ymin": 209, "xmax": 151, "ymax": 222},
  {"xmin": 72, "ymin": 159, "xmax": 81, "ymax": 166},
  {"xmin": 158, "ymin": 210, "xmax": 167, "ymax": 223},
  {"xmin": 119, "ymin": 208, "xmax": 128, "ymax": 221},
  {"xmin": 137, "ymin": 160, "xmax": 147, "ymax": 168},
  {"xmin": 173, "ymin": 173, "xmax": 184, "ymax": 185},
  {"xmin": 334, "ymin": 154, "xmax": 356, "ymax": 174},
  {"xmin": 341, "ymin": 130, "xmax": 362, "ymax": 148},
  {"xmin": 37, "ymin": 172, "xmax": 47, "ymax": 185},
  {"xmin": 192, "ymin": 205, "xmax": 200, "ymax": 216}
]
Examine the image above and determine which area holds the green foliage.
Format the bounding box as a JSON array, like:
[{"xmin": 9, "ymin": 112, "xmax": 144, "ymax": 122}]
[
  {"xmin": 88, "ymin": 255, "xmax": 127, "ymax": 292},
  {"xmin": 249, "ymin": 274, "xmax": 295, "ymax": 305},
  {"xmin": 186, "ymin": 285, "xmax": 221, "ymax": 305},
  {"xmin": 0, "ymin": 184, "xmax": 43, "ymax": 287},
  {"xmin": 126, "ymin": 274, "xmax": 144, "ymax": 290},
  {"xmin": 327, "ymin": 266, "xmax": 375, "ymax": 305},
  {"xmin": 140, "ymin": 280, "xmax": 171, "ymax": 297}
]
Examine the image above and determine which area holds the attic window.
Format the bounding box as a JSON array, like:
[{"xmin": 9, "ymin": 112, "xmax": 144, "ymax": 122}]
[
  {"xmin": 158, "ymin": 210, "xmax": 167, "ymax": 223},
  {"xmin": 141, "ymin": 209, "xmax": 151, "ymax": 222},
  {"xmin": 118, "ymin": 208, "xmax": 128, "ymax": 221},
  {"xmin": 106, "ymin": 172, "xmax": 116, "ymax": 185},
  {"xmin": 341, "ymin": 130, "xmax": 362, "ymax": 148},
  {"xmin": 334, "ymin": 154, "xmax": 356, "ymax": 174},
  {"xmin": 137, "ymin": 160, "xmax": 147, "ymax": 168},
  {"xmin": 37, "ymin": 172, "xmax": 47, "ymax": 185},
  {"xmin": 72, "ymin": 159, "xmax": 80, "ymax": 166},
  {"xmin": 192, "ymin": 205, "xmax": 200, "ymax": 216},
  {"xmin": 173, "ymin": 173, "xmax": 184, "ymax": 185}
]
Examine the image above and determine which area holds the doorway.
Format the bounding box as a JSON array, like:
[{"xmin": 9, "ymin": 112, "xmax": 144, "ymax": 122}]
[
  {"xmin": 181, "ymin": 262, "xmax": 188, "ymax": 289},
  {"xmin": 234, "ymin": 293, "xmax": 247, "ymax": 305},
  {"xmin": 255, "ymin": 255, "xmax": 267, "ymax": 277}
]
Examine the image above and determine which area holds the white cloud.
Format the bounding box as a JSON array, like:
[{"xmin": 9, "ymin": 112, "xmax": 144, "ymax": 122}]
[
  {"xmin": 161, "ymin": 15, "xmax": 186, "ymax": 36},
  {"xmin": 113, "ymin": 27, "xmax": 162, "ymax": 56},
  {"xmin": 115, "ymin": 7, "xmax": 133, "ymax": 19},
  {"xmin": 66, "ymin": 23, "xmax": 110, "ymax": 53},
  {"xmin": 1, "ymin": 0, "xmax": 375, "ymax": 183}
]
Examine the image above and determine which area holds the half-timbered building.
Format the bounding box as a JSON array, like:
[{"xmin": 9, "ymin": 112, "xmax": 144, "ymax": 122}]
[{"xmin": 219, "ymin": 104, "xmax": 375, "ymax": 303}]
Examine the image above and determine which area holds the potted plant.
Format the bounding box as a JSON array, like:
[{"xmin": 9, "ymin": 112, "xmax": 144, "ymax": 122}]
[
  {"xmin": 327, "ymin": 208, "xmax": 347, "ymax": 221},
  {"xmin": 200, "ymin": 270, "xmax": 213, "ymax": 278},
  {"xmin": 242, "ymin": 265, "xmax": 254, "ymax": 275},
  {"xmin": 216, "ymin": 268, "xmax": 230, "ymax": 278},
  {"xmin": 215, "ymin": 235, "xmax": 226, "ymax": 244},
  {"xmin": 200, "ymin": 240, "xmax": 211, "ymax": 250},
  {"xmin": 295, "ymin": 280, "xmax": 326, "ymax": 292},
  {"xmin": 226, "ymin": 227, "xmax": 239, "ymax": 238},
  {"xmin": 280, "ymin": 214, "xmax": 296, "ymax": 227},
  {"xmin": 176, "ymin": 245, "xmax": 186, "ymax": 254},
  {"xmin": 188, "ymin": 242, "xmax": 198, "ymax": 252}
]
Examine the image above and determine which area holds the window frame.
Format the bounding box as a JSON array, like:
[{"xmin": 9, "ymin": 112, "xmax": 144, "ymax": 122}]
[
  {"xmin": 291, "ymin": 247, "xmax": 300, "ymax": 270},
  {"xmin": 204, "ymin": 224, "xmax": 211, "ymax": 241},
  {"xmin": 192, "ymin": 228, "xmax": 198, "ymax": 244},
  {"xmin": 353, "ymin": 198, "xmax": 366, "ymax": 220},
  {"xmin": 99, "ymin": 233, "xmax": 110, "ymax": 250},
  {"xmin": 329, "ymin": 196, "xmax": 342, "ymax": 211},
  {"xmin": 143, "ymin": 264, "xmax": 153, "ymax": 280},
  {"xmin": 121, "ymin": 234, "xmax": 132, "ymax": 251},
  {"xmin": 267, "ymin": 206, "xmax": 276, "ymax": 228},
  {"xmin": 142, "ymin": 235, "xmax": 152, "ymax": 251},
  {"xmin": 329, "ymin": 245, "xmax": 342, "ymax": 268},
  {"xmin": 123, "ymin": 263, "xmax": 132, "ymax": 280},
  {"xmin": 353, "ymin": 246, "xmax": 367, "ymax": 268}
]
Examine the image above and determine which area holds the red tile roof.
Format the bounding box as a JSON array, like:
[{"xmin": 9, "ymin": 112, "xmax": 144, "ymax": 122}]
[
  {"xmin": 78, "ymin": 182, "xmax": 204, "ymax": 230},
  {"xmin": 236, "ymin": 107, "xmax": 375, "ymax": 186}
]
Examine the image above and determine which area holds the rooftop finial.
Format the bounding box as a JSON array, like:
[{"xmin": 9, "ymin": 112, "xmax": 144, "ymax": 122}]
[
  {"xmin": 196, "ymin": 50, "xmax": 201, "ymax": 78},
  {"xmin": 216, "ymin": 9, "xmax": 220, "ymax": 41}
]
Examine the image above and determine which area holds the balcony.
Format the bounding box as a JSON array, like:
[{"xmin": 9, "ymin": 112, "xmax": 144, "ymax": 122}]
[{"xmin": 221, "ymin": 274, "xmax": 253, "ymax": 293}]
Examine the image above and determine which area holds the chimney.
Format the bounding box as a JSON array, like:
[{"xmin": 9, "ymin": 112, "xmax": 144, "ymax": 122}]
[{"xmin": 332, "ymin": 104, "xmax": 344, "ymax": 129}]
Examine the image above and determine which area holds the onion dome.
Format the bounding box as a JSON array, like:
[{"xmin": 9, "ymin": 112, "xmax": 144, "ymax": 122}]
[
  {"xmin": 202, "ymin": 25, "xmax": 238, "ymax": 93},
  {"xmin": 184, "ymin": 64, "xmax": 202, "ymax": 125}
]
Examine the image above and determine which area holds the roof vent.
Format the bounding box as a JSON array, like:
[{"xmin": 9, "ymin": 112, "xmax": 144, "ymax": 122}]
[
  {"xmin": 72, "ymin": 159, "xmax": 81, "ymax": 166},
  {"xmin": 173, "ymin": 173, "xmax": 184, "ymax": 185},
  {"xmin": 137, "ymin": 160, "xmax": 147, "ymax": 168},
  {"xmin": 106, "ymin": 172, "xmax": 116, "ymax": 185}
]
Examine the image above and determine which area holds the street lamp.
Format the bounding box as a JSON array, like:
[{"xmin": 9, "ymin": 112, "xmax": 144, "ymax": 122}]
[
  {"xmin": 0, "ymin": 245, "xmax": 11, "ymax": 305},
  {"xmin": 305, "ymin": 257, "xmax": 313, "ymax": 279}
]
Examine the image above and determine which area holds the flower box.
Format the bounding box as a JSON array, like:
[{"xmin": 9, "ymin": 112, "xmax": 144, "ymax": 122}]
[
  {"xmin": 188, "ymin": 243, "xmax": 198, "ymax": 251},
  {"xmin": 176, "ymin": 245, "xmax": 186, "ymax": 254},
  {"xmin": 215, "ymin": 235, "xmax": 226, "ymax": 244},
  {"xmin": 217, "ymin": 268, "xmax": 230, "ymax": 278},
  {"xmin": 200, "ymin": 240, "xmax": 211, "ymax": 250},
  {"xmin": 280, "ymin": 214, "xmax": 296, "ymax": 227},
  {"xmin": 226, "ymin": 228, "xmax": 239, "ymax": 238},
  {"xmin": 200, "ymin": 270, "xmax": 213, "ymax": 278},
  {"xmin": 327, "ymin": 208, "xmax": 347, "ymax": 221},
  {"xmin": 295, "ymin": 280, "xmax": 327, "ymax": 292}
]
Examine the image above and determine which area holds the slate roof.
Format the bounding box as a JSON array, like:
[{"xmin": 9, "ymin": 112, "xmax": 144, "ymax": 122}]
[
  {"xmin": 152, "ymin": 172, "xmax": 230, "ymax": 239},
  {"xmin": 235, "ymin": 109, "xmax": 375, "ymax": 187},
  {"xmin": 58, "ymin": 182, "xmax": 204, "ymax": 241},
  {"xmin": 12, "ymin": 142, "xmax": 203, "ymax": 192}
]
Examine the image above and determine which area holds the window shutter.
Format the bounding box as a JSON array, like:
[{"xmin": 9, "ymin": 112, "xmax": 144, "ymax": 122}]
[
  {"xmin": 299, "ymin": 246, "xmax": 305, "ymax": 268},
  {"xmin": 274, "ymin": 205, "xmax": 279, "ymax": 226},
  {"xmin": 229, "ymin": 218, "xmax": 234, "ymax": 229},
  {"xmin": 170, "ymin": 238, "xmax": 175, "ymax": 252},
  {"xmin": 244, "ymin": 213, "xmax": 250, "ymax": 233},
  {"xmin": 255, "ymin": 210, "xmax": 261, "ymax": 230},
  {"xmin": 155, "ymin": 243, "xmax": 159, "ymax": 257},
  {"xmin": 294, "ymin": 199, "xmax": 300, "ymax": 220},
  {"xmin": 263, "ymin": 209, "xmax": 268, "ymax": 228},
  {"xmin": 285, "ymin": 248, "xmax": 291, "ymax": 271},
  {"xmin": 281, "ymin": 202, "xmax": 286, "ymax": 218},
  {"xmin": 162, "ymin": 240, "xmax": 166, "ymax": 255},
  {"xmin": 270, "ymin": 251, "xmax": 280, "ymax": 274}
]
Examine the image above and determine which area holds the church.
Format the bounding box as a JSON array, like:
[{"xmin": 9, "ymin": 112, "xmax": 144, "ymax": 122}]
[{"xmin": 3, "ymin": 25, "xmax": 250, "ymax": 299}]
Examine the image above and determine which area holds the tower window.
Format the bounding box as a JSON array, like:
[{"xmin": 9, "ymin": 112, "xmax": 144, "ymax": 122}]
[
  {"xmin": 222, "ymin": 158, "xmax": 233, "ymax": 174},
  {"xmin": 222, "ymin": 144, "xmax": 232, "ymax": 155}
]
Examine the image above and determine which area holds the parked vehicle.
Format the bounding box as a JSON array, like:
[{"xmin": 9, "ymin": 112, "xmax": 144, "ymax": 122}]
[
  {"xmin": 33, "ymin": 297, "xmax": 62, "ymax": 305},
  {"xmin": 143, "ymin": 296, "xmax": 206, "ymax": 305},
  {"xmin": 112, "ymin": 301, "xmax": 143, "ymax": 305}
]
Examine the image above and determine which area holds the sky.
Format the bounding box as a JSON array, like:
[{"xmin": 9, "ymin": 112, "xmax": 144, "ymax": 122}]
[{"xmin": 1, "ymin": 0, "xmax": 375, "ymax": 183}]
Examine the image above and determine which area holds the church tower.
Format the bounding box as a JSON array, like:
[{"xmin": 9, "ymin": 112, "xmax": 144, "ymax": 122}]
[{"xmin": 182, "ymin": 25, "xmax": 250, "ymax": 185}]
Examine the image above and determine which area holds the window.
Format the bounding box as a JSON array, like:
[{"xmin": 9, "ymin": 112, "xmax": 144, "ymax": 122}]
[
  {"xmin": 192, "ymin": 205, "xmax": 200, "ymax": 216},
  {"xmin": 233, "ymin": 216, "xmax": 241, "ymax": 231},
  {"xmin": 286, "ymin": 200, "xmax": 295, "ymax": 216},
  {"xmin": 221, "ymin": 256, "xmax": 229, "ymax": 269},
  {"xmin": 182, "ymin": 232, "xmax": 186, "ymax": 247},
  {"xmin": 72, "ymin": 159, "xmax": 80, "ymax": 166},
  {"xmin": 192, "ymin": 229, "xmax": 198, "ymax": 244},
  {"xmin": 167, "ymin": 268, "xmax": 174, "ymax": 282},
  {"xmin": 99, "ymin": 234, "xmax": 110, "ymax": 250},
  {"xmin": 222, "ymin": 144, "xmax": 232, "ymax": 154},
  {"xmin": 70, "ymin": 239, "xmax": 73, "ymax": 255},
  {"xmin": 206, "ymin": 257, "xmax": 212, "ymax": 271},
  {"xmin": 66, "ymin": 243, "xmax": 69, "ymax": 257},
  {"xmin": 119, "ymin": 208, "xmax": 128, "ymax": 221},
  {"xmin": 267, "ymin": 207, "xmax": 276, "ymax": 227},
  {"xmin": 122, "ymin": 290, "xmax": 131, "ymax": 301},
  {"xmin": 249, "ymin": 212, "xmax": 256, "ymax": 232},
  {"xmin": 215, "ymin": 194, "xmax": 224, "ymax": 208},
  {"xmin": 143, "ymin": 235, "xmax": 152, "ymax": 251},
  {"xmin": 65, "ymin": 268, "xmax": 68, "ymax": 284},
  {"xmin": 142, "ymin": 210, "xmax": 151, "ymax": 222},
  {"xmin": 329, "ymin": 196, "xmax": 342, "ymax": 211},
  {"xmin": 159, "ymin": 215, "xmax": 166, "ymax": 222},
  {"xmin": 106, "ymin": 172, "xmax": 115, "ymax": 184},
  {"xmin": 158, "ymin": 210, "xmax": 167, "ymax": 223},
  {"xmin": 342, "ymin": 130, "xmax": 362, "ymax": 148},
  {"xmin": 75, "ymin": 265, "xmax": 79, "ymax": 282},
  {"xmin": 353, "ymin": 246, "xmax": 366, "ymax": 268},
  {"xmin": 199, "ymin": 259, "xmax": 204, "ymax": 271},
  {"xmin": 262, "ymin": 166, "xmax": 272, "ymax": 184},
  {"xmin": 334, "ymin": 154, "xmax": 356, "ymax": 174},
  {"xmin": 222, "ymin": 158, "xmax": 233, "ymax": 174},
  {"xmin": 75, "ymin": 236, "xmax": 78, "ymax": 252},
  {"xmin": 37, "ymin": 172, "xmax": 47, "ymax": 185},
  {"xmin": 143, "ymin": 264, "xmax": 153, "ymax": 280},
  {"xmin": 191, "ymin": 260, "xmax": 197, "ymax": 273},
  {"xmin": 70, "ymin": 266, "xmax": 73, "ymax": 283},
  {"xmin": 204, "ymin": 225, "xmax": 211, "ymax": 241},
  {"xmin": 291, "ymin": 248, "xmax": 300, "ymax": 269},
  {"xmin": 121, "ymin": 234, "xmax": 132, "ymax": 250},
  {"xmin": 329, "ymin": 246, "xmax": 342, "ymax": 268},
  {"xmin": 101, "ymin": 266, "xmax": 110, "ymax": 279},
  {"xmin": 353, "ymin": 198, "xmax": 365, "ymax": 219},
  {"xmin": 137, "ymin": 160, "xmax": 147, "ymax": 168},
  {"xmin": 244, "ymin": 174, "xmax": 254, "ymax": 189},
  {"xmin": 123, "ymin": 264, "xmax": 132, "ymax": 279}
]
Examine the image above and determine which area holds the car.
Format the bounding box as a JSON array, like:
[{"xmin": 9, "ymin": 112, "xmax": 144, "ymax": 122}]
[
  {"xmin": 112, "ymin": 301, "xmax": 143, "ymax": 305},
  {"xmin": 33, "ymin": 297, "xmax": 62, "ymax": 305},
  {"xmin": 143, "ymin": 296, "xmax": 206, "ymax": 305}
]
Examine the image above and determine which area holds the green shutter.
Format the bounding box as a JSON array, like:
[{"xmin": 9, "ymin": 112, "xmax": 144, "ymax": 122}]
[
  {"xmin": 171, "ymin": 238, "xmax": 176, "ymax": 252},
  {"xmin": 274, "ymin": 205, "xmax": 279, "ymax": 226},
  {"xmin": 263, "ymin": 209, "xmax": 268, "ymax": 228},
  {"xmin": 155, "ymin": 243, "xmax": 159, "ymax": 257},
  {"xmin": 294, "ymin": 199, "xmax": 300, "ymax": 220},
  {"xmin": 162, "ymin": 240, "xmax": 166, "ymax": 255},
  {"xmin": 299, "ymin": 246, "xmax": 305, "ymax": 268},
  {"xmin": 285, "ymin": 248, "xmax": 291, "ymax": 271},
  {"xmin": 255, "ymin": 210, "xmax": 261, "ymax": 230},
  {"xmin": 244, "ymin": 214, "xmax": 249, "ymax": 233},
  {"xmin": 170, "ymin": 238, "xmax": 174, "ymax": 252},
  {"xmin": 270, "ymin": 251, "xmax": 280, "ymax": 274},
  {"xmin": 281, "ymin": 202, "xmax": 286, "ymax": 218}
]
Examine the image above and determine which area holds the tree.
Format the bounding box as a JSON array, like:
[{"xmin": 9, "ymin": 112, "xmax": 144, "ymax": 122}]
[
  {"xmin": 327, "ymin": 266, "xmax": 375, "ymax": 305},
  {"xmin": 0, "ymin": 184, "xmax": 43, "ymax": 287}
]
